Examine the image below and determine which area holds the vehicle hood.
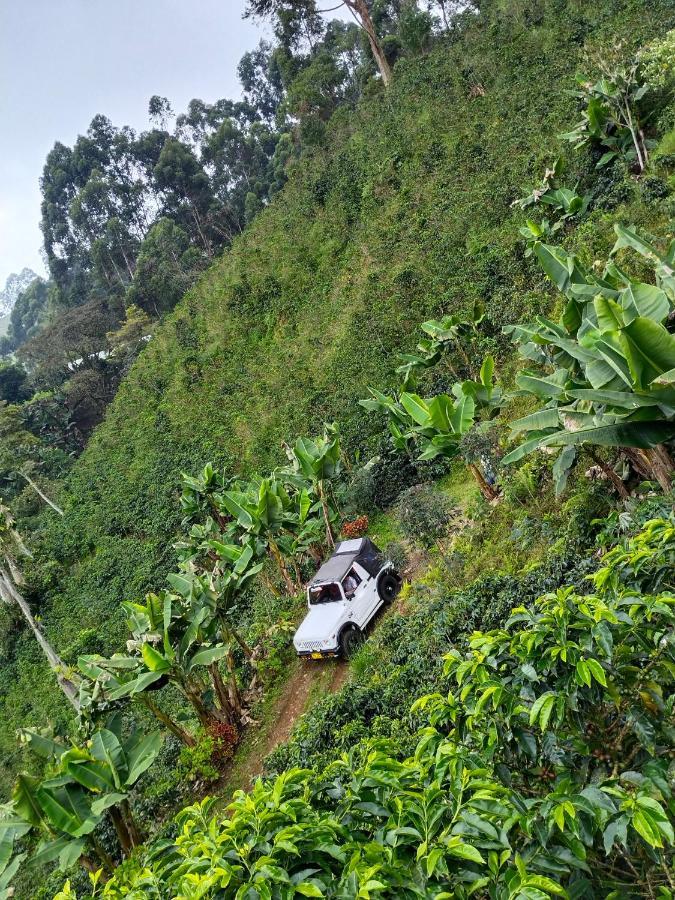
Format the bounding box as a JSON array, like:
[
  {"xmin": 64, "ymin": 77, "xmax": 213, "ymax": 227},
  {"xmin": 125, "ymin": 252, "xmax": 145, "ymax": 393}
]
[{"xmin": 294, "ymin": 602, "xmax": 348, "ymax": 645}]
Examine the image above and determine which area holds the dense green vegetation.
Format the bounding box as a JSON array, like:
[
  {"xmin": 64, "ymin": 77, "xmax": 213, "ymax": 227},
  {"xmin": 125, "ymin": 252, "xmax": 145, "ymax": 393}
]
[
  {"xmin": 44, "ymin": 509, "xmax": 675, "ymax": 897},
  {"xmin": 0, "ymin": 0, "xmax": 673, "ymax": 896}
]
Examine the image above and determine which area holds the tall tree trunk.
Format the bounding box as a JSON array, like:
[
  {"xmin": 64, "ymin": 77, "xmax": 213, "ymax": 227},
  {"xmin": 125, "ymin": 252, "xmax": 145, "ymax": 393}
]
[
  {"xmin": 347, "ymin": 0, "xmax": 393, "ymax": 87},
  {"xmin": 138, "ymin": 695, "xmax": 196, "ymax": 747},
  {"xmin": 18, "ymin": 472, "xmax": 64, "ymax": 516},
  {"xmin": 0, "ymin": 566, "xmax": 79, "ymax": 709},
  {"xmin": 468, "ymin": 463, "xmax": 498, "ymax": 501}
]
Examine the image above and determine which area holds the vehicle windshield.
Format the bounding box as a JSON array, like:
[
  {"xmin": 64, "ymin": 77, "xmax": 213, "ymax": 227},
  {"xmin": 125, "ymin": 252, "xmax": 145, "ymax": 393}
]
[{"xmin": 309, "ymin": 583, "xmax": 342, "ymax": 604}]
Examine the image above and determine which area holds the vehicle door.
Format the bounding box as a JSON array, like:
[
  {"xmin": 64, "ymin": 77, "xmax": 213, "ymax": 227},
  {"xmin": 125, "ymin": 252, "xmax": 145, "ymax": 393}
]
[{"xmin": 344, "ymin": 563, "xmax": 380, "ymax": 628}]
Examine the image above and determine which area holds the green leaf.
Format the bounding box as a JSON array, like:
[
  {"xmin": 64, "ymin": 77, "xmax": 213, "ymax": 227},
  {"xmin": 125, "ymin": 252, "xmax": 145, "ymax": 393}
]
[
  {"xmin": 542, "ymin": 420, "xmax": 675, "ymax": 450},
  {"xmin": 502, "ymin": 435, "xmax": 548, "ymax": 465},
  {"xmin": 295, "ymin": 884, "xmax": 324, "ymax": 898},
  {"xmin": 400, "ymin": 393, "xmax": 430, "ymax": 427},
  {"xmin": 106, "ymin": 670, "xmax": 166, "ymax": 700},
  {"xmin": 576, "ymin": 660, "xmax": 591, "ymax": 687},
  {"xmin": 585, "ymin": 658, "xmax": 607, "ymax": 687},
  {"xmin": 36, "ymin": 783, "xmax": 98, "ymax": 838},
  {"xmin": 516, "ymin": 372, "xmax": 567, "ymax": 400},
  {"xmin": 220, "ymin": 492, "xmax": 254, "ymax": 529},
  {"xmin": 631, "ymin": 810, "xmax": 664, "ymax": 848},
  {"xmin": 603, "ymin": 816, "xmax": 628, "ymax": 854},
  {"xmin": 480, "ymin": 355, "xmax": 494, "ymax": 390},
  {"xmin": 12, "ymin": 775, "xmax": 46, "ymax": 829},
  {"xmin": 552, "ymin": 446, "xmax": 576, "ymax": 496},
  {"xmin": 594, "ymin": 296, "xmax": 625, "ymax": 331},
  {"xmin": 29, "ymin": 836, "xmax": 80, "ymax": 870},
  {"xmin": 450, "ymin": 391, "xmax": 475, "ymax": 435},
  {"xmin": 90, "ymin": 730, "xmax": 126, "ymax": 787},
  {"xmin": 141, "ymin": 642, "xmax": 171, "ymax": 673},
  {"xmin": 187, "ymin": 645, "xmax": 230, "ymax": 672},
  {"xmin": 620, "ymin": 318, "xmax": 675, "ymax": 389},
  {"xmin": 125, "ymin": 731, "xmax": 162, "ymax": 786},
  {"xmin": 446, "ymin": 840, "xmax": 485, "ymax": 864},
  {"xmin": 621, "ymin": 282, "xmax": 670, "ymax": 324},
  {"xmin": 510, "ymin": 408, "xmax": 559, "ymax": 435},
  {"xmin": 166, "ymin": 572, "xmax": 192, "ymax": 598}
]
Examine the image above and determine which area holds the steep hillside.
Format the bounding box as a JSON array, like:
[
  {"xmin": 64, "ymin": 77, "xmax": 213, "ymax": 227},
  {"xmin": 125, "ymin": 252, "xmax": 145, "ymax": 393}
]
[{"xmin": 2, "ymin": 0, "xmax": 673, "ymax": 791}]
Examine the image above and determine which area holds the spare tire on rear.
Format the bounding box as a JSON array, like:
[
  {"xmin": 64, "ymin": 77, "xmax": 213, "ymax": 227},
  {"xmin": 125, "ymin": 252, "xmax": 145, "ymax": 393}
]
[{"xmin": 378, "ymin": 571, "xmax": 400, "ymax": 603}]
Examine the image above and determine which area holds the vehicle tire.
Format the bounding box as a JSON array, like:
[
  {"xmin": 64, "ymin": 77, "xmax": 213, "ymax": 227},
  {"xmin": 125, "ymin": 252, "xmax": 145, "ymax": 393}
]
[
  {"xmin": 378, "ymin": 571, "xmax": 400, "ymax": 604},
  {"xmin": 339, "ymin": 625, "xmax": 364, "ymax": 659}
]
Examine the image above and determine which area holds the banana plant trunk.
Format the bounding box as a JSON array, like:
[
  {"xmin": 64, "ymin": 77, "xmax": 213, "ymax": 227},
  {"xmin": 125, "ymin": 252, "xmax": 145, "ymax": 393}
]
[
  {"xmin": 588, "ymin": 450, "xmax": 630, "ymax": 500},
  {"xmin": 208, "ymin": 662, "xmax": 237, "ymax": 724},
  {"xmin": 120, "ymin": 798, "xmax": 144, "ymax": 848},
  {"xmin": 468, "ymin": 463, "xmax": 498, "ymax": 501},
  {"xmin": 644, "ymin": 444, "xmax": 674, "ymax": 494},
  {"xmin": 318, "ymin": 484, "xmax": 335, "ymax": 549},
  {"xmin": 267, "ymin": 535, "xmax": 297, "ymax": 595},
  {"xmin": 181, "ymin": 677, "xmax": 231, "ymax": 729},
  {"xmin": 109, "ymin": 806, "xmax": 133, "ymax": 857},
  {"xmin": 138, "ymin": 695, "xmax": 196, "ymax": 747}
]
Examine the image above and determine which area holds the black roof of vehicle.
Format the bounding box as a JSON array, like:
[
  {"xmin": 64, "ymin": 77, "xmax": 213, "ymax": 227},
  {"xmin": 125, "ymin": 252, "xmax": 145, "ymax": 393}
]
[{"xmin": 309, "ymin": 538, "xmax": 383, "ymax": 588}]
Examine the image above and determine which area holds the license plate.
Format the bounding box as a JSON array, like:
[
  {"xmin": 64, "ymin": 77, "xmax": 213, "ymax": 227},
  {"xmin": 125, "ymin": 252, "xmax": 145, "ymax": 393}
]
[{"xmin": 311, "ymin": 652, "xmax": 322, "ymax": 659}]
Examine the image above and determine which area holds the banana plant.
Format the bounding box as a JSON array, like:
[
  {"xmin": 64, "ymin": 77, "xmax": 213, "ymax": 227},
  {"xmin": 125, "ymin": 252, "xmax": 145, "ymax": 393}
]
[
  {"xmin": 282, "ymin": 423, "xmax": 341, "ymax": 548},
  {"xmin": 396, "ymin": 301, "xmax": 486, "ymax": 386},
  {"xmin": 361, "ymin": 357, "xmax": 502, "ymax": 500},
  {"xmin": 503, "ymin": 225, "xmax": 675, "ymax": 493},
  {"xmin": 0, "ymin": 716, "xmax": 160, "ymax": 888},
  {"xmin": 79, "ymin": 577, "xmax": 248, "ymax": 737},
  {"xmin": 560, "ymin": 60, "xmax": 653, "ymax": 173},
  {"xmin": 219, "ymin": 475, "xmax": 306, "ymax": 592}
]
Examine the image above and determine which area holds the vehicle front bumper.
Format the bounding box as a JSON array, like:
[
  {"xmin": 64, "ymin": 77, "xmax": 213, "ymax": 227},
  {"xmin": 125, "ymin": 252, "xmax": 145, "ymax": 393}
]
[{"xmin": 296, "ymin": 647, "xmax": 339, "ymax": 659}]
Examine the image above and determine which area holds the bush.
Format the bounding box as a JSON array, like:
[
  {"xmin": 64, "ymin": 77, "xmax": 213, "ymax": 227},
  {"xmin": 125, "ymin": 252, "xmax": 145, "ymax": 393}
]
[
  {"xmin": 56, "ymin": 518, "xmax": 675, "ymax": 899},
  {"xmin": 396, "ymin": 483, "xmax": 457, "ymax": 547}
]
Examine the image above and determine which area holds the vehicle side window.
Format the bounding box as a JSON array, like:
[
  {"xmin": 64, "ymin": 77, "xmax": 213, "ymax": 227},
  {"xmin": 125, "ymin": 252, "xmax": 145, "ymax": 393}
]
[{"xmin": 342, "ymin": 568, "xmax": 362, "ymax": 598}]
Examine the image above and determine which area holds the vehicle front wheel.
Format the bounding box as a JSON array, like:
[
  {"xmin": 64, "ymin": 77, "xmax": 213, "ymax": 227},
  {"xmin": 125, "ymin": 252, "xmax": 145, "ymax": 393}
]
[
  {"xmin": 339, "ymin": 625, "xmax": 364, "ymax": 659},
  {"xmin": 378, "ymin": 571, "xmax": 400, "ymax": 604}
]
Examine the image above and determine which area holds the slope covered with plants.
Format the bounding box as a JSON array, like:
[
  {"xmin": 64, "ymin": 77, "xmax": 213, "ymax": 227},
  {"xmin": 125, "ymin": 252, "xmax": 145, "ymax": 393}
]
[{"xmin": 0, "ymin": 0, "xmax": 674, "ymax": 896}]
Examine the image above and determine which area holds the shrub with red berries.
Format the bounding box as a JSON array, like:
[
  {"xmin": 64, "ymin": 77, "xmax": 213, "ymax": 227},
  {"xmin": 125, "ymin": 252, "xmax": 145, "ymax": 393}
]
[
  {"xmin": 207, "ymin": 721, "xmax": 239, "ymax": 767},
  {"xmin": 341, "ymin": 515, "xmax": 369, "ymax": 539}
]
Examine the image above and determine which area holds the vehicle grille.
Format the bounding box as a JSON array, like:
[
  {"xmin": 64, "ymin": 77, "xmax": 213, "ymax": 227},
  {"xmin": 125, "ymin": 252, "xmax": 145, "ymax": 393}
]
[{"xmin": 299, "ymin": 640, "xmax": 324, "ymax": 651}]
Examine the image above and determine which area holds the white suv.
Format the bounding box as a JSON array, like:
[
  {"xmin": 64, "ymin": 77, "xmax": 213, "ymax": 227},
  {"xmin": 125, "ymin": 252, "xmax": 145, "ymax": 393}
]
[{"xmin": 293, "ymin": 538, "xmax": 401, "ymax": 659}]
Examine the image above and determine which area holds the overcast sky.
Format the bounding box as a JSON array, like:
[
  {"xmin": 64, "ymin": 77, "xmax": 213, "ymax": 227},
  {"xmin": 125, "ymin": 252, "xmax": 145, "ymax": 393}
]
[{"xmin": 0, "ymin": 0, "xmax": 267, "ymax": 287}]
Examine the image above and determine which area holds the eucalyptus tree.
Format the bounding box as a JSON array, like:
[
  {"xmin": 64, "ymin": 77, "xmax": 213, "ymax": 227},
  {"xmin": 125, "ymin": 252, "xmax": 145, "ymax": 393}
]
[
  {"xmin": 502, "ymin": 225, "xmax": 675, "ymax": 493},
  {"xmin": 0, "ymin": 503, "xmax": 78, "ymax": 709},
  {"xmin": 245, "ymin": 0, "xmax": 394, "ymax": 87}
]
